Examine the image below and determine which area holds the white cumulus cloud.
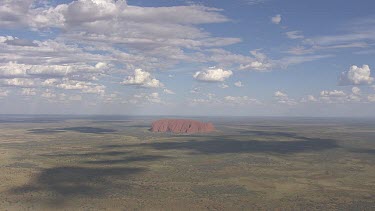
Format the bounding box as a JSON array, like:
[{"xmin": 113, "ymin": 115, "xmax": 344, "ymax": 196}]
[
  {"xmin": 301, "ymin": 95, "xmax": 317, "ymax": 103},
  {"xmin": 352, "ymin": 87, "xmax": 361, "ymax": 95},
  {"xmin": 274, "ymin": 90, "xmax": 297, "ymax": 105},
  {"xmin": 318, "ymin": 89, "xmax": 363, "ymax": 103},
  {"xmin": 339, "ymin": 65, "xmax": 373, "ymax": 85},
  {"xmin": 271, "ymin": 14, "xmax": 281, "ymax": 24},
  {"xmin": 21, "ymin": 88, "xmax": 37, "ymax": 96},
  {"xmin": 122, "ymin": 69, "xmax": 163, "ymax": 88},
  {"xmin": 320, "ymin": 90, "xmax": 346, "ymax": 97},
  {"xmin": 234, "ymin": 81, "xmax": 243, "ymax": 87},
  {"xmin": 194, "ymin": 67, "xmax": 232, "ymax": 82},
  {"xmin": 0, "ymin": 78, "xmax": 35, "ymax": 87},
  {"xmin": 41, "ymin": 89, "xmax": 57, "ymax": 99},
  {"xmin": 274, "ymin": 91, "xmax": 288, "ymax": 98},
  {"xmin": 41, "ymin": 78, "xmax": 106, "ymax": 95}
]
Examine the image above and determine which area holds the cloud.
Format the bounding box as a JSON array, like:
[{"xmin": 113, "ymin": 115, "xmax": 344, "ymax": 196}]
[
  {"xmin": 42, "ymin": 78, "xmax": 106, "ymax": 95},
  {"xmin": 301, "ymin": 89, "xmax": 365, "ymax": 103},
  {"xmin": 348, "ymin": 94, "xmax": 361, "ymax": 102},
  {"xmin": 41, "ymin": 89, "xmax": 57, "ymax": 99},
  {"xmin": 69, "ymin": 95, "xmax": 83, "ymax": 101},
  {"xmin": 287, "ymin": 43, "xmax": 368, "ymax": 55},
  {"xmin": 194, "ymin": 67, "xmax": 232, "ymax": 82},
  {"xmin": 55, "ymin": 1, "xmax": 229, "ymax": 27},
  {"xmin": 163, "ymin": 88, "xmax": 175, "ymax": 94},
  {"xmin": 0, "ymin": 5, "xmax": 240, "ymax": 86},
  {"xmin": 352, "ymin": 87, "xmax": 361, "ymax": 95},
  {"xmin": 0, "ymin": 0, "xmax": 333, "ymax": 104},
  {"xmin": 202, "ymin": 48, "xmax": 256, "ymax": 67},
  {"xmin": 0, "ymin": 61, "xmax": 106, "ymax": 79},
  {"xmin": 39, "ymin": 91, "xmax": 73, "ymax": 102},
  {"xmin": 56, "ymin": 79, "xmax": 105, "ymax": 95},
  {"xmin": 275, "ymin": 55, "xmax": 333, "ymax": 68},
  {"xmin": 0, "ymin": 78, "xmax": 35, "ymax": 87},
  {"xmin": 190, "ymin": 94, "xmax": 260, "ymax": 106},
  {"xmin": 122, "ymin": 69, "xmax": 163, "ymax": 88},
  {"xmin": 0, "ymin": 36, "xmax": 37, "ymax": 47},
  {"xmin": 125, "ymin": 92, "xmax": 163, "ymax": 104},
  {"xmin": 224, "ymin": 96, "xmax": 260, "ymax": 105},
  {"xmin": 339, "ymin": 65, "xmax": 373, "ymax": 85},
  {"xmin": 0, "ymin": 0, "xmax": 244, "ymax": 104},
  {"xmin": 0, "ymin": 0, "xmax": 363, "ymax": 112},
  {"xmin": 318, "ymin": 89, "xmax": 359, "ymax": 103},
  {"xmin": 190, "ymin": 87, "xmax": 200, "ymax": 94},
  {"xmin": 1, "ymin": 0, "xmax": 235, "ymax": 53},
  {"xmin": 312, "ymin": 32, "xmax": 375, "ymax": 47},
  {"xmin": 189, "ymin": 93, "xmax": 220, "ymax": 105},
  {"xmin": 271, "ymin": 14, "xmax": 281, "ymax": 24},
  {"xmin": 244, "ymin": 0, "xmax": 269, "ymax": 5},
  {"xmin": 307, "ymin": 95, "xmax": 317, "ymax": 101},
  {"xmin": 95, "ymin": 62, "xmax": 108, "ymax": 69},
  {"xmin": 234, "ymin": 81, "xmax": 244, "ymax": 87},
  {"xmin": 0, "ymin": 89, "xmax": 9, "ymax": 97},
  {"xmin": 301, "ymin": 95, "xmax": 317, "ymax": 103},
  {"xmin": 287, "ymin": 17, "xmax": 375, "ymax": 55},
  {"xmin": 0, "ymin": 0, "xmax": 33, "ymax": 27},
  {"xmin": 286, "ymin": 31, "xmax": 304, "ymax": 39},
  {"xmin": 274, "ymin": 91, "xmax": 297, "ymax": 105},
  {"xmin": 21, "ymin": 88, "xmax": 37, "ymax": 96},
  {"xmin": 147, "ymin": 92, "xmax": 162, "ymax": 103},
  {"xmin": 101, "ymin": 93, "xmax": 122, "ymax": 104},
  {"xmin": 367, "ymin": 94, "xmax": 375, "ymax": 102},
  {"xmin": 320, "ymin": 90, "xmax": 346, "ymax": 97},
  {"xmin": 0, "ymin": 62, "xmax": 28, "ymax": 78},
  {"xmin": 219, "ymin": 83, "xmax": 229, "ymax": 89},
  {"xmin": 5, "ymin": 38, "xmax": 37, "ymax": 47},
  {"xmin": 41, "ymin": 78, "xmax": 59, "ymax": 86},
  {"xmin": 239, "ymin": 61, "xmax": 270, "ymax": 71},
  {"xmin": 239, "ymin": 50, "xmax": 272, "ymax": 71},
  {"xmin": 274, "ymin": 91, "xmax": 288, "ymax": 98}
]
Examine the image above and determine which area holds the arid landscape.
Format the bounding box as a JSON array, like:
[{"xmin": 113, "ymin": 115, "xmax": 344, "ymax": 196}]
[
  {"xmin": 2, "ymin": 0, "xmax": 375, "ymax": 210},
  {"xmin": 0, "ymin": 115, "xmax": 374, "ymax": 210}
]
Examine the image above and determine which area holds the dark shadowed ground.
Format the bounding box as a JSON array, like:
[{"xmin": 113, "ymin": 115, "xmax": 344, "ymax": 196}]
[{"xmin": 0, "ymin": 115, "xmax": 374, "ymax": 210}]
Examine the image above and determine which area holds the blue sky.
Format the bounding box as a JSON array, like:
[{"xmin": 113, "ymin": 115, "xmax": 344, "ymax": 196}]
[{"xmin": 1, "ymin": 0, "xmax": 375, "ymax": 116}]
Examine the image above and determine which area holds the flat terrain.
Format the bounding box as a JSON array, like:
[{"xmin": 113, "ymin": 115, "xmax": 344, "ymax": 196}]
[{"xmin": 0, "ymin": 115, "xmax": 374, "ymax": 210}]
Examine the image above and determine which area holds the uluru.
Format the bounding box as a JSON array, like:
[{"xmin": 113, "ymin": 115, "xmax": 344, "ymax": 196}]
[{"xmin": 150, "ymin": 119, "xmax": 215, "ymax": 134}]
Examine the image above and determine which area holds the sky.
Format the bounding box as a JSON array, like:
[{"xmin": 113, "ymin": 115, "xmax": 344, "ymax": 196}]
[{"xmin": 1, "ymin": 0, "xmax": 375, "ymax": 116}]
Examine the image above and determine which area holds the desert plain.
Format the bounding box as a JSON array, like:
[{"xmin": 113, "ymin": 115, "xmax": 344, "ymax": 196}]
[{"xmin": 0, "ymin": 115, "xmax": 374, "ymax": 210}]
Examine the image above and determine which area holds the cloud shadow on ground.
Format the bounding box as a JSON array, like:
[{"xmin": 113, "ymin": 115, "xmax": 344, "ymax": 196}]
[
  {"xmin": 348, "ymin": 148, "xmax": 375, "ymax": 154},
  {"xmin": 84, "ymin": 155, "xmax": 168, "ymax": 165},
  {"xmin": 11, "ymin": 166, "xmax": 145, "ymax": 204},
  {"xmin": 103, "ymin": 130, "xmax": 340, "ymax": 154},
  {"xmin": 40, "ymin": 151, "xmax": 128, "ymax": 157},
  {"xmin": 29, "ymin": 127, "xmax": 116, "ymax": 134},
  {"xmin": 133, "ymin": 138, "xmax": 338, "ymax": 154}
]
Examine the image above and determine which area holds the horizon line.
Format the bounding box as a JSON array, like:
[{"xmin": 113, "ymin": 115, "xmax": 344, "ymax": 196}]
[{"xmin": 1, "ymin": 114, "xmax": 375, "ymax": 119}]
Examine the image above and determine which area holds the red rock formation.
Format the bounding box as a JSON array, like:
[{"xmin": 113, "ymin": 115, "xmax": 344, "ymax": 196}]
[{"xmin": 150, "ymin": 119, "xmax": 215, "ymax": 134}]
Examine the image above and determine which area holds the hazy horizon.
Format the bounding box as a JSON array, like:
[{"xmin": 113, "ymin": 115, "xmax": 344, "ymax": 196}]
[{"xmin": 2, "ymin": 114, "xmax": 375, "ymax": 120}]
